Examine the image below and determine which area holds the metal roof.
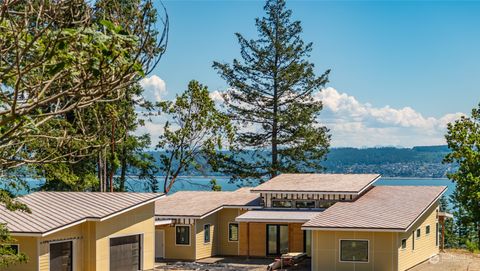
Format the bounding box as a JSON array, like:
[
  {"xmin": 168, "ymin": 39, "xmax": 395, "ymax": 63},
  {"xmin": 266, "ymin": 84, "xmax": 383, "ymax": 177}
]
[
  {"xmin": 236, "ymin": 210, "xmax": 321, "ymax": 223},
  {"xmin": 251, "ymin": 174, "xmax": 381, "ymax": 194},
  {"xmin": 155, "ymin": 187, "xmax": 261, "ymax": 218},
  {"xmin": 0, "ymin": 192, "xmax": 164, "ymax": 236},
  {"xmin": 302, "ymin": 186, "xmax": 447, "ymax": 232}
]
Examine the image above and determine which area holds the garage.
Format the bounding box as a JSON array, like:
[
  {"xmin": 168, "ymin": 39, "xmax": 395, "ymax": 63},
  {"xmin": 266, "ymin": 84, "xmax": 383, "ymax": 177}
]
[{"xmin": 110, "ymin": 234, "xmax": 142, "ymax": 271}]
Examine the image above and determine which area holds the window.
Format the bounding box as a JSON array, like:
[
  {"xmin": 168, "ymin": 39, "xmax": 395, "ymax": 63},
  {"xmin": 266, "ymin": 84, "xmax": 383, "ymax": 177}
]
[
  {"xmin": 2, "ymin": 244, "xmax": 19, "ymax": 254},
  {"xmin": 340, "ymin": 240, "xmax": 368, "ymax": 262},
  {"xmin": 401, "ymin": 239, "xmax": 407, "ymax": 249},
  {"xmin": 272, "ymin": 200, "xmax": 293, "ymax": 208},
  {"xmin": 176, "ymin": 225, "xmax": 190, "ymax": 245},
  {"xmin": 412, "ymin": 231, "xmax": 415, "ymax": 250},
  {"xmin": 204, "ymin": 224, "xmax": 211, "ymax": 243},
  {"xmin": 318, "ymin": 201, "xmax": 335, "ymax": 208},
  {"xmin": 416, "ymin": 228, "xmax": 421, "ymax": 238},
  {"xmin": 50, "ymin": 241, "xmax": 73, "ymax": 271},
  {"xmin": 426, "ymin": 225, "xmax": 431, "ymax": 235},
  {"xmin": 295, "ymin": 200, "xmax": 315, "ymax": 209},
  {"xmin": 436, "ymin": 222, "xmax": 439, "ymax": 246},
  {"xmin": 229, "ymin": 223, "xmax": 239, "ymax": 241},
  {"xmin": 110, "ymin": 235, "xmax": 141, "ymax": 271}
]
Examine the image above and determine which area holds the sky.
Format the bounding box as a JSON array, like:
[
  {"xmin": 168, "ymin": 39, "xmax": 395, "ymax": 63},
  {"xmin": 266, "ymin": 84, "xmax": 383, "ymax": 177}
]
[{"xmin": 138, "ymin": 0, "xmax": 480, "ymax": 148}]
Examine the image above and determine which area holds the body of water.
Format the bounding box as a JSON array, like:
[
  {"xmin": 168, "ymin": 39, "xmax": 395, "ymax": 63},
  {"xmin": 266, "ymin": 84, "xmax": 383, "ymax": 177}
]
[{"xmin": 4, "ymin": 176, "xmax": 456, "ymax": 200}]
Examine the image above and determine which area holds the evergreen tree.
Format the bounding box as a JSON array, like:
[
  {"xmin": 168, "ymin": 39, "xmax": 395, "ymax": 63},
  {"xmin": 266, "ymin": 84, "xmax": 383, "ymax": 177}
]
[
  {"xmin": 444, "ymin": 103, "xmax": 480, "ymax": 246},
  {"xmin": 213, "ymin": 0, "xmax": 330, "ymax": 182}
]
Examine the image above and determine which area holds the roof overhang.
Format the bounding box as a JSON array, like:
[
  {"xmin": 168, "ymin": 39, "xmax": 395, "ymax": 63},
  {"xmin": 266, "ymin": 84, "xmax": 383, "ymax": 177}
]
[
  {"xmin": 236, "ymin": 210, "xmax": 321, "ymax": 223},
  {"xmin": 251, "ymin": 175, "xmax": 381, "ymax": 195},
  {"xmin": 155, "ymin": 204, "xmax": 262, "ymax": 221},
  {"xmin": 10, "ymin": 194, "xmax": 165, "ymax": 237}
]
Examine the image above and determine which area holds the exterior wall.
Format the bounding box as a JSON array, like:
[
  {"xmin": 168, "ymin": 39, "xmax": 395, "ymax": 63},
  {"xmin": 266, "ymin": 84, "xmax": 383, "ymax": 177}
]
[
  {"xmin": 95, "ymin": 203, "xmax": 156, "ymax": 271},
  {"xmin": 261, "ymin": 192, "xmax": 356, "ymax": 208},
  {"xmin": 156, "ymin": 223, "xmax": 196, "ymax": 261},
  {"xmin": 6, "ymin": 236, "xmax": 38, "ymax": 271},
  {"xmin": 239, "ymin": 222, "xmax": 304, "ymax": 257},
  {"xmin": 9, "ymin": 202, "xmax": 156, "ymax": 271},
  {"xmin": 195, "ymin": 212, "xmax": 218, "ymax": 259},
  {"xmin": 311, "ymin": 230, "xmax": 399, "ymax": 271},
  {"xmin": 217, "ymin": 208, "xmax": 240, "ymax": 256},
  {"xmin": 398, "ymin": 203, "xmax": 439, "ymax": 271}
]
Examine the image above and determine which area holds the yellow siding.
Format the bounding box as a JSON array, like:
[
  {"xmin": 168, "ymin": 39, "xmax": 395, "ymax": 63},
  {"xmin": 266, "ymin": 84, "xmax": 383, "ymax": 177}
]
[
  {"xmin": 95, "ymin": 203, "xmax": 156, "ymax": 271},
  {"xmin": 311, "ymin": 230, "xmax": 398, "ymax": 271},
  {"xmin": 195, "ymin": 213, "xmax": 218, "ymax": 259},
  {"xmin": 239, "ymin": 222, "xmax": 304, "ymax": 257},
  {"xmin": 216, "ymin": 208, "xmax": 240, "ymax": 256},
  {"xmin": 398, "ymin": 204, "xmax": 439, "ymax": 271},
  {"xmin": 157, "ymin": 224, "xmax": 196, "ymax": 261},
  {"xmin": 38, "ymin": 223, "xmax": 86, "ymax": 271},
  {"xmin": 6, "ymin": 236, "xmax": 37, "ymax": 271},
  {"xmin": 9, "ymin": 202, "xmax": 156, "ymax": 271}
]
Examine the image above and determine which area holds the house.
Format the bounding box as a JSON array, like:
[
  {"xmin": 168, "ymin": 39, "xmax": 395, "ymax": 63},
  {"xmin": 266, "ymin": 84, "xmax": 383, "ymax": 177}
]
[
  {"xmin": 0, "ymin": 192, "xmax": 164, "ymax": 271},
  {"xmin": 154, "ymin": 187, "xmax": 261, "ymax": 260},
  {"xmin": 154, "ymin": 174, "xmax": 448, "ymax": 271}
]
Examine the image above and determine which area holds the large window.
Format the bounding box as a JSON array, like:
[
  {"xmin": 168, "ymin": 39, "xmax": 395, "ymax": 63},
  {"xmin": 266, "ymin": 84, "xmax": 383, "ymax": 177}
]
[
  {"xmin": 228, "ymin": 223, "xmax": 238, "ymax": 241},
  {"xmin": 110, "ymin": 235, "xmax": 141, "ymax": 271},
  {"xmin": 272, "ymin": 200, "xmax": 293, "ymax": 208},
  {"xmin": 176, "ymin": 225, "xmax": 190, "ymax": 245},
  {"xmin": 50, "ymin": 241, "xmax": 73, "ymax": 271},
  {"xmin": 295, "ymin": 200, "xmax": 315, "ymax": 209},
  {"xmin": 340, "ymin": 240, "xmax": 368, "ymax": 263},
  {"xmin": 204, "ymin": 224, "xmax": 211, "ymax": 243}
]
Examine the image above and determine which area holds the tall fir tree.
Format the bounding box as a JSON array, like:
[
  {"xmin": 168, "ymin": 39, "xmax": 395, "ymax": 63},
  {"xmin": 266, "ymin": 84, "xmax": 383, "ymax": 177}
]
[{"xmin": 213, "ymin": 0, "xmax": 330, "ymax": 182}]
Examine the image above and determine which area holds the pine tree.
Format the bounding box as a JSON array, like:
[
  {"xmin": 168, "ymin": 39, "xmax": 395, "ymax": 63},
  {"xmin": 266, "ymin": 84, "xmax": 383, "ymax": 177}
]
[{"xmin": 213, "ymin": 0, "xmax": 330, "ymax": 181}]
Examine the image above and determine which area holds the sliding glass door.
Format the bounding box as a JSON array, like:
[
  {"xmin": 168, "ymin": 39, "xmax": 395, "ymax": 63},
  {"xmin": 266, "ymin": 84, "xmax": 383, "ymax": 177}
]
[
  {"xmin": 266, "ymin": 224, "xmax": 289, "ymax": 256},
  {"xmin": 50, "ymin": 241, "xmax": 73, "ymax": 271}
]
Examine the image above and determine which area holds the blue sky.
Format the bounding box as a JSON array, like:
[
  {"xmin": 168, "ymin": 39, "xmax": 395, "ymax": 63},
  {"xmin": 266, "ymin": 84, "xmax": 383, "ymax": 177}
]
[{"xmin": 139, "ymin": 0, "xmax": 480, "ymax": 147}]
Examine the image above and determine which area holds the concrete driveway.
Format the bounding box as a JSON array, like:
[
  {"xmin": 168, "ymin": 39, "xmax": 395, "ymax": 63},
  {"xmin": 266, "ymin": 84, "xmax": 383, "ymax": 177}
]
[{"xmin": 409, "ymin": 251, "xmax": 480, "ymax": 271}]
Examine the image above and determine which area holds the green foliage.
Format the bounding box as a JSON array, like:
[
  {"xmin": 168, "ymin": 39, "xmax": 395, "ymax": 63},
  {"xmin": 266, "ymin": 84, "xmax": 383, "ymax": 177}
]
[
  {"xmin": 444, "ymin": 103, "xmax": 480, "ymax": 245},
  {"xmin": 210, "ymin": 179, "xmax": 222, "ymax": 191},
  {"xmin": 213, "ymin": 0, "xmax": 330, "ymax": 182},
  {"xmin": 0, "ymin": 224, "xmax": 28, "ymax": 268},
  {"xmin": 466, "ymin": 240, "xmax": 480, "ymax": 253},
  {"xmin": 157, "ymin": 80, "xmax": 234, "ymax": 193}
]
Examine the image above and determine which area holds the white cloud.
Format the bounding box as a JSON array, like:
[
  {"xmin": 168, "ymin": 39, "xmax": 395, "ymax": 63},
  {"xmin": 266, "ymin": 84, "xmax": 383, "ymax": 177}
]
[
  {"xmin": 139, "ymin": 75, "xmax": 166, "ymax": 102},
  {"xmin": 314, "ymin": 87, "xmax": 465, "ymax": 147}
]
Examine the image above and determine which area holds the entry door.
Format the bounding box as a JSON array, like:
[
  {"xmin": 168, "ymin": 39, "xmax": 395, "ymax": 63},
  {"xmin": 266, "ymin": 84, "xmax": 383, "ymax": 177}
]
[
  {"xmin": 155, "ymin": 229, "xmax": 165, "ymax": 260},
  {"xmin": 110, "ymin": 234, "xmax": 141, "ymax": 271},
  {"xmin": 50, "ymin": 241, "xmax": 73, "ymax": 271},
  {"xmin": 267, "ymin": 224, "xmax": 289, "ymax": 255}
]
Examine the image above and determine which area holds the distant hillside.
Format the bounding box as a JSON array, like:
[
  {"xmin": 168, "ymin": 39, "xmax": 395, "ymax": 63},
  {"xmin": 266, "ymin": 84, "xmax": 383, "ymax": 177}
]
[
  {"xmin": 149, "ymin": 145, "xmax": 455, "ymax": 178},
  {"xmin": 324, "ymin": 145, "xmax": 454, "ymax": 178}
]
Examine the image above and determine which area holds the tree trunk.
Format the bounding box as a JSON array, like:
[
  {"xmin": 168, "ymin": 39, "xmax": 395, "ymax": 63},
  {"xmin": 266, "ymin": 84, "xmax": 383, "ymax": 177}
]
[
  {"xmin": 119, "ymin": 143, "xmax": 127, "ymax": 192},
  {"xmin": 109, "ymin": 120, "xmax": 116, "ymax": 192}
]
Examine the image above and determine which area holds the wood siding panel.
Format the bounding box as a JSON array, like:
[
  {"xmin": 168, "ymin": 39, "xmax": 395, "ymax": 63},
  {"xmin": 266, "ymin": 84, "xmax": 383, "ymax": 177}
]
[
  {"xmin": 398, "ymin": 203, "xmax": 439, "ymax": 271},
  {"xmin": 311, "ymin": 230, "xmax": 398, "ymax": 271},
  {"xmin": 157, "ymin": 223, "xmax": 196, "ymax": 261},
  {"xmin": 7, "ymin": 236, "xmax": 38, "ymax": 271},
  {"xmin": 217, "ymin": 208, "xmax": 240, "ymax": 256},
  {"xmin": 195, "ymin": 213, "xmax": 218, "ymax": 260}
]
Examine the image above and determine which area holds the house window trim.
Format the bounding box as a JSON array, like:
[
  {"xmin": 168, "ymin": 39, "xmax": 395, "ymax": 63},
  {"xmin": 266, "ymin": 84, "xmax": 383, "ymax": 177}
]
[
  {"xmin": 203, "ymin": 224, "xmax": 211, "ymax": 244},
  {"xmin": 49, "ymin": 239, "xmax": 75, "ymax": 271},
  {"xmin": 425, "ymin": 225, "xmax": 431, "ymax": 236},
  {"xmin": 401, "ymin": 239, "xmax": 407, "ymax": 250},
  {"xmin": 338, "ymin": 239, "xmax": 370, "ymax": 264},
  {"xmin": 175, "ymin": 224, "xmax": 191, "ymax": 246},
  {"xmin": 108, "ymin": 233, "xmax": 144, "ymax": 271},
  {"xmin": 228, "ymin": 222, "xmax": 239, "ymax": 242}
]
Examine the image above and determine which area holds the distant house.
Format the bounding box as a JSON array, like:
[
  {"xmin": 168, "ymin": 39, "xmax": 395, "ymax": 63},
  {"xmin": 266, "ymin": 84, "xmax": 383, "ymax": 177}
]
[
  {"xmin": 0, "ymin": 192, "xmax": 164, "ymax": 271},
  {"xmin": 154, "ymin": 174, "xmax": 447, "ymax": 271}
]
